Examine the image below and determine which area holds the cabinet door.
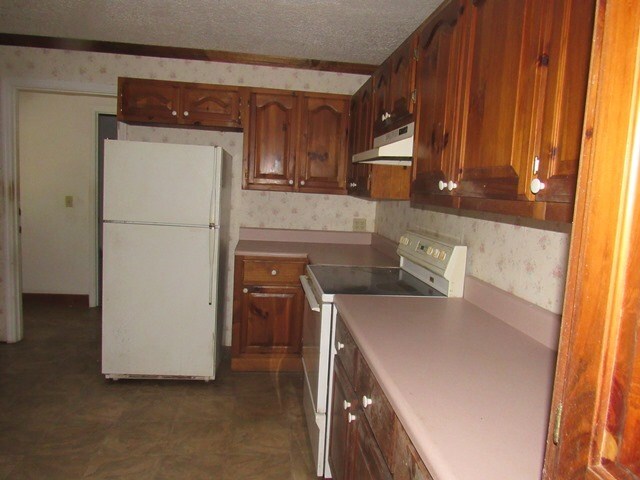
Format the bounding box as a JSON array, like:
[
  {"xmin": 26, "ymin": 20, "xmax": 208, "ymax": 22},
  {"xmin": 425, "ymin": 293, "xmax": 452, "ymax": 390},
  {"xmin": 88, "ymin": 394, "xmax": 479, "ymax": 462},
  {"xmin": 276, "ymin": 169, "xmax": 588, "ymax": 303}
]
[
  {"xmin": 181, "ymin": 85, "xmax": 241, "ymax": 129},
  {"xmin": 457, "ymin": 0, "xmax": 547, "ymax": 200},
  {"xmin": 118, "ymin": 77, "xmax": 180, "ymax": 124},
  {"xmin": 347, "ymin": 79, "xmax": 373, "ymax": 197},
  {"xmin": 350, "ymin": 408, "xmax": 393, "ymax": 480},
  {"xmin": 411, "ymin": 0, "xmax": 465, "ymax": 206},
  {"xmin": 240, "ymin": 285, "xmax": 303, "ymax": 355},
  {"xmin": 297, "ymin": 93, "xmax": 349, "ymax": 194},
  {"xmin": 533, "ymin": 0, "xmax": 595, "ymax": 204},
  {"xmin": 393, "ymin": 420, "xmax": 434, "ymax": 480},
  {"xmin": 388, "ymin": 36, "xmax": 417, "ymax": 123},
  {"xmin": 243, "ymin": 90, "xmax": 298, "ymax": 191},
  {"xmin": 372, "ymin": 61, "xmax": 391, "ymax": 135},
  {"xmin": 329, "ymin": 359, "xmax": 358, "ymax": 480}
]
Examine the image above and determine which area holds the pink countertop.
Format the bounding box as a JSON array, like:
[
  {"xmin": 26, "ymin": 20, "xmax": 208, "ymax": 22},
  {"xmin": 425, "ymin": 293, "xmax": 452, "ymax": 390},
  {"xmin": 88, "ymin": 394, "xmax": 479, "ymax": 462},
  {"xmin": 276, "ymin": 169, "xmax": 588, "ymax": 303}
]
[{"xmin": 334, "ymin": 295, "xmax": 557, "ymax": 480}]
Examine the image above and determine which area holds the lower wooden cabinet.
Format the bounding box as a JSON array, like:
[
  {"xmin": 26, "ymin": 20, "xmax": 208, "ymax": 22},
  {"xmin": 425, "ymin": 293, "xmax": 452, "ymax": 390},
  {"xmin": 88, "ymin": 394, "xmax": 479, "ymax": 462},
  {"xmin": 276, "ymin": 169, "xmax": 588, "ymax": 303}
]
[
  {"xmin": 231, "ymin": 255, "xmax": 307, "ymax": 371},
  {"xmin": 329, "ymin": 314, "xmax": 432, "ymax": 479}
]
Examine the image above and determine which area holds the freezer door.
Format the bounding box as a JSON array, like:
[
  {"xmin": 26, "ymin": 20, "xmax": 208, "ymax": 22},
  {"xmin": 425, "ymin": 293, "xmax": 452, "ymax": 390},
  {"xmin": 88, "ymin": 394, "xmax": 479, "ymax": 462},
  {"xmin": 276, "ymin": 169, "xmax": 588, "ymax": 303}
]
[
  {"xmin": 102, "ymin": 222, "xmax": 218, "ymax": 378},
  {"xmin": 103, "ymin": 140, "xmax": 222, "ymax": 226}
]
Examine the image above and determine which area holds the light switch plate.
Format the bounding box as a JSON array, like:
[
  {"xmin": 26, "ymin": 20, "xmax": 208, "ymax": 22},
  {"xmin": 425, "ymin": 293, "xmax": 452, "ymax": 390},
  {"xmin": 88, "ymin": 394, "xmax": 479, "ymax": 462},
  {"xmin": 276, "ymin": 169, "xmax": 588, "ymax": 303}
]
[{"xmin": 65, "ymin": 195, "xmax": 73, "ymax": 208}]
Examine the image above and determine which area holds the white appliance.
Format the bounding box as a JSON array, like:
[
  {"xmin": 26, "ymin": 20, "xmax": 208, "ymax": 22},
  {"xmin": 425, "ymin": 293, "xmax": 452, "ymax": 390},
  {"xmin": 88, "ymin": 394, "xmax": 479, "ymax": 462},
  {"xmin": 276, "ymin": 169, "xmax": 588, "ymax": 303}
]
[
  {"xmin": 101, "ymin": 140, "xmax": 230, "ymax": 381},
  {"xmin": 351, "ymin": 122, "xmax": 414, "ymax": 165},
  {"xmin": 300, "ymin": 230, "xmax": 467, "ymax": 477}
]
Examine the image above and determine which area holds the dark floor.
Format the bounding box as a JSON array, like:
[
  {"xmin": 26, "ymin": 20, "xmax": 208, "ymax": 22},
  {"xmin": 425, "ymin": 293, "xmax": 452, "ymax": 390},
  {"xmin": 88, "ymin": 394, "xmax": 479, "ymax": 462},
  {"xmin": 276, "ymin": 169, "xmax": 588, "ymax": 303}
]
[{"xmin": 0, "ymin": 300, "xmax": 316, "ymax": 479}]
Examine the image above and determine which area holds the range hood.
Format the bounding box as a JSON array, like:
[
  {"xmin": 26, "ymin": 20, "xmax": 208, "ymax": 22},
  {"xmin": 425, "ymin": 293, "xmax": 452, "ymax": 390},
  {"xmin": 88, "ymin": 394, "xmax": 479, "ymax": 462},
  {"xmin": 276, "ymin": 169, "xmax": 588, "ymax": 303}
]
[{"xmin": 352, "ymin": 122, "xmax": 414, "ymax": 165}]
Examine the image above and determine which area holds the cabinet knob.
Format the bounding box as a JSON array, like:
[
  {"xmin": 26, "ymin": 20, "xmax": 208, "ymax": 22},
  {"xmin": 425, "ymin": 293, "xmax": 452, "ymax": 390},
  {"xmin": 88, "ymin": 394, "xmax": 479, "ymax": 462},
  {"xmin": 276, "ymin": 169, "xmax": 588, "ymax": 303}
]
[
  {"xmin": 271, "ymin": 269, "xmax": 278, "ymax": 276},
  {"xmin": 300, "ymin": 180, "xmax": 306, "ymax": 186},
  {"xmin": 349, "ymin": 182, "xmax": 357, "ymax": 188},
  {"xmin": 362, "ymin": 395, "xmax": 373, "ymax": 408},
  {"xmin": 336, "ymin": 341, "xmax": 345, "ymax": 351},
  {"xmin": 438, "ymin": 180, "xmax": 446, "ymax": 191},
  {"xmin": 171, "ymin": 110, "xmax": 177, "ymax": 116},
  {"xmin": 447, "ymin": 180, "xmax": 458, "ymax": 191},
  {"xmin": 348, "ymin": 413, "xmax": 357, "ymax": 423},
  {"xmin": 530, "ymin": 178, "xmax": 546, "ymax": 194},
  {"xmin": 242, "ymin": 288, "xmax": 248, "ymax": 294},
  {"xmin": 288, "ymin": 179, "xmax": 294, "ymax": 185},
  {"xmin": 343, "ymin": 400, "xmax": 351, "ymax": 410},
  {"xmin": 183, "ymin": 111, "xmax": 189, "ymax": 117}
]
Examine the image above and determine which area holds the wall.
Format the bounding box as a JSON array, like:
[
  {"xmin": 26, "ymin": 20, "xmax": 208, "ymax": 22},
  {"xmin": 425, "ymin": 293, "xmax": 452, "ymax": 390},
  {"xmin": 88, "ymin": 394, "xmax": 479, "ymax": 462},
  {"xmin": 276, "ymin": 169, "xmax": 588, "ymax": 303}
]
[
  {"xmin": 376, "ymin": 202, "xmax": 571, "ymax": 314},
  {"xmin": 0, "ymin": 46, "xmax": 375, "ymax": 343},
  {"xmin": 18, "ymin": 91, "xmax": 116, "ymax": 304}
]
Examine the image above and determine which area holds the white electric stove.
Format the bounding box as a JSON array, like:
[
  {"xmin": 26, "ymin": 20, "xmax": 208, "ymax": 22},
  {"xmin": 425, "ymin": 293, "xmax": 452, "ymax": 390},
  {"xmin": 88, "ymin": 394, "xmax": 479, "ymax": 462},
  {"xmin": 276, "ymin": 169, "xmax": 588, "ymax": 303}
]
[{"xmin": 300, "ymin": 230, "xmax": 467, "ymax": 478}]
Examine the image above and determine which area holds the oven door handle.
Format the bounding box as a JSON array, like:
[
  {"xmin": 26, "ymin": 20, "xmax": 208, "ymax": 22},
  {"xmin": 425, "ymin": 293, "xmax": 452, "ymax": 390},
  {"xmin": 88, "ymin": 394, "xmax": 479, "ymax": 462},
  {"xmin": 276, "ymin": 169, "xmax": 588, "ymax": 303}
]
[{"xmin": 300, "ymin": 275, "xmax": 321, "ymax": 312}]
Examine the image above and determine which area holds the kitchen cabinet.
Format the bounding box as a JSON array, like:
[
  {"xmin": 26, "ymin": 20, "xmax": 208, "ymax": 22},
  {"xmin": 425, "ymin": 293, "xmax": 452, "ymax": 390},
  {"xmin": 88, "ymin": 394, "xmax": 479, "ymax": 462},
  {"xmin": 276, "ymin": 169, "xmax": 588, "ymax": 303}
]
[
  {"xmin": 118, "ymin": 77, "xmax": 242, "ymax": 129},
  {"xmin": 329, "ymin": 314, "xmax": 430, "ymax": 480},
  {"xmin": 242, "ymin": 89, "xmax": 299, "ymax": 191},
  {"xmin": 297, "ymin": 92, "xmax": 350, "ymax": 194},
  {"xmin": 243, "ymin": 88, "xmax": 350, "ymax": 194},
  {"xmin": 347, "ymin": 79, "xmax": 411, "ymax": 200},
  {"xmin": 373, "ymin": 36, "xmax": 417, "ymax": 136},
  {"xmin": 231, "ymin": 255, "xmax": 307, "ymax": 371},
  {"xmin": 411, "ymin": 0, "xmax": 465, "ymax": 207}
]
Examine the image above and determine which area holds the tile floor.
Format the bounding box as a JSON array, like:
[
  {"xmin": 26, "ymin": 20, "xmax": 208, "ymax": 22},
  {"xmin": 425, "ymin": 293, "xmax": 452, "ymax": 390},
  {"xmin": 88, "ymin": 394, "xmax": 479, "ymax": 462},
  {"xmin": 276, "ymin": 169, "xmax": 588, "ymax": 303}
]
[{"xmin": 0, "ymin": 299, "xmax": 317, "ymax": 479}]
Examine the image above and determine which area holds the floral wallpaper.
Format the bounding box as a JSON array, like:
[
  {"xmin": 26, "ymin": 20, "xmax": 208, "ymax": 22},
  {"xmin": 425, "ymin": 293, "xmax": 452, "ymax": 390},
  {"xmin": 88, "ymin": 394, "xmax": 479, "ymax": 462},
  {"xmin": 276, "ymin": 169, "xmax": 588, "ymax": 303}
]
[
  {"xmin": 376, "ymin": 202, "xmax": 572, "ymax": 314},
  {"xmin": 0, "ymin": 46, "xmax": 373, "ymax": 343}
]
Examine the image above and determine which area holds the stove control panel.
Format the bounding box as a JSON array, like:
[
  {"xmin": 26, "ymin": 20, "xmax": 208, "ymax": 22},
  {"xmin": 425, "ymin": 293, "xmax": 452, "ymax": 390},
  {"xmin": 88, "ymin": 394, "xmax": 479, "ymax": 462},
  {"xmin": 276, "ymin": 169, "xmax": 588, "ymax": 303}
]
[{"xmin": 397, "ymin": 231, "xmax": 467, "ymax": 297}]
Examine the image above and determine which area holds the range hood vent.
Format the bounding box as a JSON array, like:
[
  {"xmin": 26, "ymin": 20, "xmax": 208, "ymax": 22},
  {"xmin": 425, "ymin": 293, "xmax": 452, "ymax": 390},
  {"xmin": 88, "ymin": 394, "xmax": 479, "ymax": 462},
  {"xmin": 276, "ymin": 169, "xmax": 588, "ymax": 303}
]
[{"xmin": 352, "ymin": 122, "xmax": 414, "ymax": 165}]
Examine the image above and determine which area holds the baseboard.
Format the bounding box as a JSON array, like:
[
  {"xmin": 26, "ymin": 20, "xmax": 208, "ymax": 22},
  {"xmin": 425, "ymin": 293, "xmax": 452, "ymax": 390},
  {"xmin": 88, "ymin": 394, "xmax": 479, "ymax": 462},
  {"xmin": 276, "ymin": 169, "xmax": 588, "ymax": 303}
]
[{"xmin": 22, "ymin": 293, "xmax": 90, "ymax": 307}]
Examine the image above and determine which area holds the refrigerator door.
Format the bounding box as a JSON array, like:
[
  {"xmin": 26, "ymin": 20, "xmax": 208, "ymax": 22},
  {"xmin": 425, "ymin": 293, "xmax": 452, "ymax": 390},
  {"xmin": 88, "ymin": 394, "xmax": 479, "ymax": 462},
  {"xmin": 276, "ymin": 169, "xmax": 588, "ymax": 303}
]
[
  {"xmin": 103, "ymin": 140, "xmax": 222, "ymax": 226},
  {"xmin": 102, "ymin": 222, "xmax": 219, "ymax": 378}
]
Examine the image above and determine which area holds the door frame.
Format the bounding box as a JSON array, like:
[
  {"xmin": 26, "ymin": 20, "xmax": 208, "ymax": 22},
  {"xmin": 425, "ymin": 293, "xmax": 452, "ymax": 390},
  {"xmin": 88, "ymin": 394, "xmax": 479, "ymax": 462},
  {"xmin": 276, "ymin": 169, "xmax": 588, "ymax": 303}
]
[{"xmin": 0, "ymin": 77, "xmax": 116, "ymax": 342}]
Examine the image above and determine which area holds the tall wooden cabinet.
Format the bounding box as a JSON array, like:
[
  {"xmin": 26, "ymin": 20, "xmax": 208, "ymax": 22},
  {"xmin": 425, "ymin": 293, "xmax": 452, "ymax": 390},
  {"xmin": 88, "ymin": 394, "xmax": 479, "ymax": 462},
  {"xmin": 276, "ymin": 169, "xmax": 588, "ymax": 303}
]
[{"xmin": 231, "ymin": 255, "xmax": 307, "ymax": 371}]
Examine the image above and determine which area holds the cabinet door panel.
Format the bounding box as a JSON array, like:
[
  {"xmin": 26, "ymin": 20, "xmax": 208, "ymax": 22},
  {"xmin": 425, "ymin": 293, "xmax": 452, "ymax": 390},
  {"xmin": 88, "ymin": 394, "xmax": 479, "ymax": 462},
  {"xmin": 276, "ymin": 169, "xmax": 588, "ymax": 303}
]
[
  {"xmin": 458, "ymin": 0, "xmax": 543, "ymax": 199},
  {"xmin": 372, "ymin": 61, "xmax": 391, "ymax": 134},
  {"xmin": 118, "ymin": 78, "xmax": 180, "ymax": 124},
  {"xmin": 298, "ymin": 94, "xmax": 349, "ymax": 194},
  {"xmin": 182, "ymin": 86, "xmax": 241, "ymax": 128},
  {"xmin": 535, "ymin": 0, "xmax": 595, "ymax": 203},
  {"xmin": 351, "ymin": 409, "xmax": 393, "ymax": 480},
  {"xmin": 412, "ymin": 0, "xmax": 464, "ymax": 205},
  {"xmin": 348, "ymin": 79, "xmax": 373, "ymax": 197},
  {"xmin": 329, "ymin": 359, "xmax": 358, "ymax": 480},
  {"xmin": 393, "ymin": 419, "xmax": 434, "ymax": 480},
  {"xmin": 240, "ymin": 286, "xmax": 303, "ymax": 355},
  {"xmin": 244, "ymin": 91, "xmax": 298, "ymax": 190},
  {"xmin": 388, "ymin": 37, "xmax": 417, "ymax": 122}
]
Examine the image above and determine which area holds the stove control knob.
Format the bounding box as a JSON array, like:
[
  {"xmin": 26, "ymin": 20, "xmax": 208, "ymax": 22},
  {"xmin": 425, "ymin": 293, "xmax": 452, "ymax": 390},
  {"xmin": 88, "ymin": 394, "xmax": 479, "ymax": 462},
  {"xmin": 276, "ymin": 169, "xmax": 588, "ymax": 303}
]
[
  {"xmin": 343, "ymin": 400, "xmax": 351, "ymax": 410},
  {"xmin": 399, "ymin": 236, "xmax": 409, "ymax": 246},
  {"xmin": 427, "ymin": 246, "xmax": 433, "ymax": 255},
  {"xmin": 336, "ymin": 342, "xmax": 345, "ymax": 351},
  {"xmin": 362, "ymin": 395, "xmax": 373, "ymax": 408},
  {"xmin": 433, "ymin": 248, "xmax": 440, "ymax": 258}
]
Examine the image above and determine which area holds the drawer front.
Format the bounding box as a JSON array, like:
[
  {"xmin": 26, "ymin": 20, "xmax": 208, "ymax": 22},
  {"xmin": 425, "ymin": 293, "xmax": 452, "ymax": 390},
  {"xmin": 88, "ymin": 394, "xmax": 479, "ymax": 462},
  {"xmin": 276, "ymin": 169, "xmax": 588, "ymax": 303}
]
[
  {"xmin": 335, "ymin": 315, "xmax": 358, "ymax": 385},
  {"xmin": 357, "ymin": 350, "xmax": 396, "ymax": 468},
  {"xmin": 242, "ymin": 258, "xmax": 306, "ymax": 285}
]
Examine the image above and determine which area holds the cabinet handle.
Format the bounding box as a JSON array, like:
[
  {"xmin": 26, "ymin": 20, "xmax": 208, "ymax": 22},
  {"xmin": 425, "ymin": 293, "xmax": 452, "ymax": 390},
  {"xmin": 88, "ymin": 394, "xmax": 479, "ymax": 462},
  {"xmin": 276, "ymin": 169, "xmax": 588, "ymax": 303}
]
[
  {"xmin": 242, "ymin": 288, "xmax": 248, "ymax": 294},
  {"xmin": 530, "ymin": 178, "xmax": 546, "ymax": 194},
  {"xmin": 438, "ymin": 180, "xmax": 446, "ymax": 191},
  {"xmin": 288, "ymin": 179, "xmax": 294, "ymax": 185},
  {"xmin": 271, "ymin": 269, "xmax": 278, "ymax": 276},
  {"xmin": 171, "ymin": 110, "xmax": 177, "ymax": 116},
  {"xmin": 362, "ymin": 395, "xmax": 373, "ymax": 408},
  {"xmin": 336, "ymin": 341, "xmax": 345, "ymax": 351},
  {"xmin": 348, "ymin": 413, "xmax": 357, "ymax": 423},
  {"xmin": 300, "ymin": 180, "xmax": 306, "ymax": 186},
  {"xmin": 447, "ymin": 180, "xmax": 458, "ymax": 191},
  {"xmin": 343, "ymin": 400, "xmax": 351, "ymax": 410},
  {"xmin": 183, "ymin": 111, "xmax": 189, "ymax": 117},
  {"xmin": 349, "ymin": 182, "xmax": 357, "ymax": 188}
]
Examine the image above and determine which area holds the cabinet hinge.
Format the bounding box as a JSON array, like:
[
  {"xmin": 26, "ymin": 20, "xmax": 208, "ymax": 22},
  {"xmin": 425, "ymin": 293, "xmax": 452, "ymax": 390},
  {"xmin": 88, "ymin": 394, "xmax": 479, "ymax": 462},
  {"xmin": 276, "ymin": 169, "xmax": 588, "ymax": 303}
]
[
  {"xmin": 533, "ymin": 155, "xmax": 541, "ymax": 175},
  {"xmin": 414, "ymin": 48, "xmax": 419, "ymax": 61},
  {"xmin": 411, "ymin": 90, "xmax": 417, "ymax": 104},
  {"xmin": 539, "ymin": 53, "xmax": 550, "ymax": 67},
  {"xmin": 553, "ymin": 403, "xmax": 563, "ymax": 445}
]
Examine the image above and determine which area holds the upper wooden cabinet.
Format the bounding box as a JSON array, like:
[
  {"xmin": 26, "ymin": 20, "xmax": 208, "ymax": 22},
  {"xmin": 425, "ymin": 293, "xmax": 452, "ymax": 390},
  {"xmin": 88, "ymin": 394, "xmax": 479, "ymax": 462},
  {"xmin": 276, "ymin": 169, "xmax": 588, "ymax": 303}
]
[
  {"xmin": 372, "ymin": 36, "xmax": 417, "ymax": 135},
  {"xmin": 242, "ymin": 89, "xmax": 298, "ymax": 191},
  {"xmin": 118, "ymin": 77, "xmax": 242, "ymax": 129},
  {"xmin": 243, "ymin": 88, "xmax": 350, "ymax": 194},
  {"xmin": 297, "ymin": 93, "xmax": 350, "ymax": 194},
  {"xmin": 411, "ymin": 0, "xmax": 465, "ymax": 208}
]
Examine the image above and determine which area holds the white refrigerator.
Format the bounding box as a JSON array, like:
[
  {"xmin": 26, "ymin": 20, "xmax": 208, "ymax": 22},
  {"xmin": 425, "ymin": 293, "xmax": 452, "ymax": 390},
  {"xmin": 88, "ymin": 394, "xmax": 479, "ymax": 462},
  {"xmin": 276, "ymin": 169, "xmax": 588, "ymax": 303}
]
[{"xmin": 101, "ymin": 140, "xmax": 230, "ymax": 381}]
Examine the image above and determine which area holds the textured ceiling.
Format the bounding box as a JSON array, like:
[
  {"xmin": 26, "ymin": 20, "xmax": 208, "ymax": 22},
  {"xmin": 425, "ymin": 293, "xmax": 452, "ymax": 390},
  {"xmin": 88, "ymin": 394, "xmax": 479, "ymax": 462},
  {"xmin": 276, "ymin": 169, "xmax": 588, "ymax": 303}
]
[{"xmin": 0, "ymin": 0, "xmax": 443, "ymax": 65}]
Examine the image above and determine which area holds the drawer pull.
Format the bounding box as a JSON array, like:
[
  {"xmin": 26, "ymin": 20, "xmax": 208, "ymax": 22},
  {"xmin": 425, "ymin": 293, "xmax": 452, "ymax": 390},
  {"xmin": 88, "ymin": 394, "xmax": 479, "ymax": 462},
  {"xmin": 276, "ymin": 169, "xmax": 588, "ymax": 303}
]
[
  {"xmin": 271, "ymin": 269, "xmax": 278, "ymax": 276},
  {"xmin": 348, "ymin": 413, "xmax": 357, "ymax": 423},
  {"xmin": 242, "ymin": 288, "xmax": 248, "ymax": 294},
  {"xmin": 343, "ymin": 400, "xmax": 351, "ymax": 410},
  {"xmin": 336, "ymin": 342, "xmax": 345, "ymax": 351},
  {"xmin": 362, "ymin": 395, "xmax": 373, "ymax": 408}
]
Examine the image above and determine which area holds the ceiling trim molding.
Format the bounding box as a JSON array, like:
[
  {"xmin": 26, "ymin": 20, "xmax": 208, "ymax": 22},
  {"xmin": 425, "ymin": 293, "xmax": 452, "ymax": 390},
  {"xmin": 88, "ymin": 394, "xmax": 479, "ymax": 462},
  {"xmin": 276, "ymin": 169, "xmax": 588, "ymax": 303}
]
[{"xmin": 0, "ymin": 33, "xmax": 377, "ymax": 75}]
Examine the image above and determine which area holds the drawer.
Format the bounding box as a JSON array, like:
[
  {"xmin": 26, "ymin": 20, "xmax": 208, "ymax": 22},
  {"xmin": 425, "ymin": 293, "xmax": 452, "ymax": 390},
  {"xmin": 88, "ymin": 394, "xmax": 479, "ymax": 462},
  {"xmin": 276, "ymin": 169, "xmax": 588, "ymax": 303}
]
[
  {"xmin": 242, "ymin": 257, "xmax": 306, "ymax": 285},
  {"xmin": 356, "ymin": 351, "xmax": 396, "ymax": 468},
  {"xmin": 335, "ymin": 314, "xmax": 358, "ymax": 385}
]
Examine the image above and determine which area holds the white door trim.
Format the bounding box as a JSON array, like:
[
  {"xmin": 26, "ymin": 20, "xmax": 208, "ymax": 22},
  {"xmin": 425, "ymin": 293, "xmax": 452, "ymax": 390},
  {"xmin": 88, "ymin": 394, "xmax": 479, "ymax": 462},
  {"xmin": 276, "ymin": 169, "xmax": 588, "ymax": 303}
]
[{"xmin": 0, "ymin": 77, "xmax": 116, "ymax": 342}]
